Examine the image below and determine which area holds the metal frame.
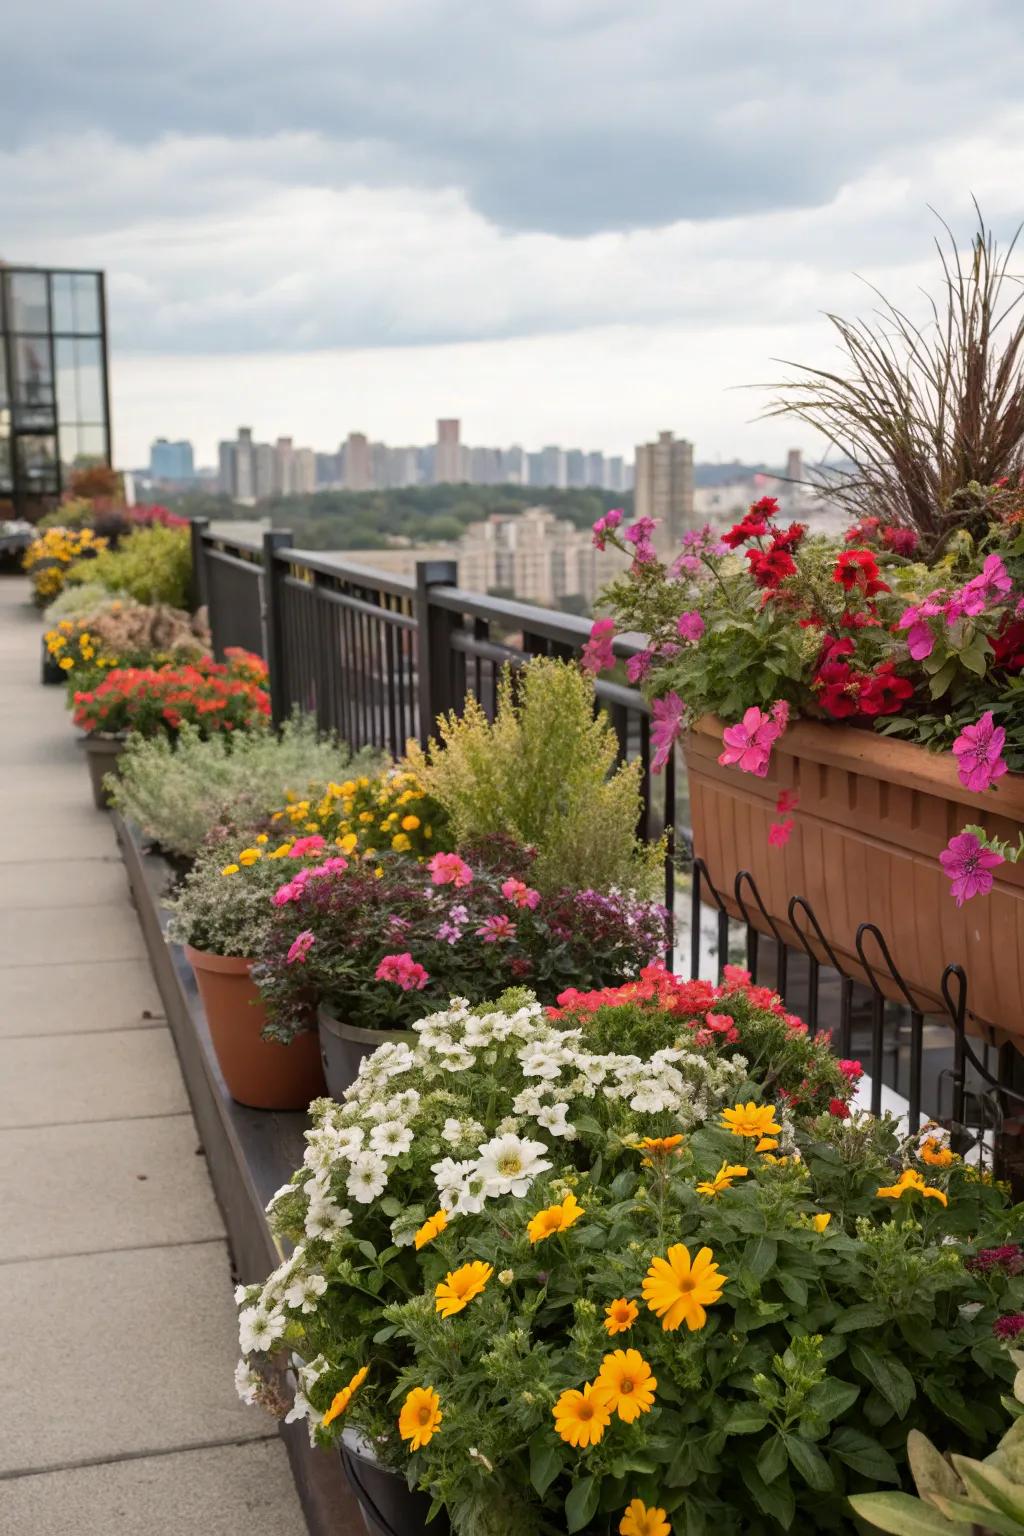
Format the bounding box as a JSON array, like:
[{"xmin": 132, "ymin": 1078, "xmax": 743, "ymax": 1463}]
[{"xmin": 0, "ymin": 265, "xmax": 112, "ymax": 516}]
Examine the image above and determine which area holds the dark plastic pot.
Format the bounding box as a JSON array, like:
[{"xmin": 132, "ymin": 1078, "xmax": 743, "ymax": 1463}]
[
  {"xmin": 340, "ymin": 1435, "xmax": 450, "ymax": 1536},
  {"xmin": 80, "ymin": 734, "xmax": 127, "ymax": 809},
  {"xmin": 41, "ymin": 637, "xmax": 65, "ymax": 685},
  {"xmin": 317, "ymin": 1004, "xmax": 415, "ymax": 1099}
]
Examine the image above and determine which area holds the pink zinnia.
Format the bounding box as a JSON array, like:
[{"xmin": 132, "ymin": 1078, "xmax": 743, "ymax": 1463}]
[
  {"xmin": 374, "ymin": 952, "xmax": 429, "ymax": 990},
  {"xmin": 718, "ymin": 706, "xmax": 783, "ymax": 777},
  {"xmin": 676, "ymin": 610, "xmax": 705, "ymax": 644},
  {"xmin": 501, "ymin": 878, "xmax": 540, "ymax": 909},
  {"xmin": 591, "ymin": 507, "xmax": 623, "ymax": 550},
  {"xmin": 939, "ymin": 831, "xmax": 1004, "ymax": 906},
  {"xmin": 428, "ymin": 852, "xmax": 473, "ymax": 888},
  {"xmin": 272, "ymin": 880, "xmax": 304, "ymax": 906},
  {"xmin": 839, "ymin": 1058, "xmax": 864, "ymax": 1082},
  {"xmin": 581, "ymin": 618, "xmax": 616, "ymax": 675},
  {"xmin": 650, "ymin": 691, "xmax": 685, "ymax": 773},
  {"xmin": 768, "ymin": 818, "xmax": 793, "ymax": 847},
  {"xmin": 952, "ymin": 711, "xmax": 1008, "ymax": 794},
  {"xmin": 286, "ymin": 930, "xmax": 315, "ymax": 965},
  {"xmin": 476, "ymin": 913, "xmax": 516, "ymax": 943}
]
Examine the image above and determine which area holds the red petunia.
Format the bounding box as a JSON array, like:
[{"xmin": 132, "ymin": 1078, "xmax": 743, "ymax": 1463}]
[
  {"xmin": 746, "ymin": 546, "xmax": 796, "ymax": 588},
  {"xmin": 858, "ymin": 663, "xmax": 913, "ymax": 717},
  {"xmin": 833, "ymin": 549, "xmax": 890, "ymax": 597}
]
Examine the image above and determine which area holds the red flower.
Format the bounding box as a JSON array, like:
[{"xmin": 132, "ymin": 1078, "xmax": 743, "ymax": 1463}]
[
  {"xmin": 858, "ymin": 663, "xmax": 913, "ymax": 717},
  {"xmin": 815, "ymin": 660, "xmax": 862, "ymax": 718},
  {"xmin": 770, "ymin": 522, "xmax": 807, "ymax": 553},
  {"xmin": 746, "ymin": 546, "xmax": 796, "ymax": 588},
  {"xmin": 722, "ymin": 497, "xmax": 779, "ymax": 549},
  {"xmin": 880, "ymin": 525, "xmax": 919, "ymax": 557},
  {"xmin": 993, "ymin": 618, "xmax": 1024, "ymax": 673},
  {"xmin": 829, "ymin": 1098, "xmax": 851, "ymax": 1119},
  {"xmin": 833, "ymin": 549, "xmax": 889, "ymax": 597}
]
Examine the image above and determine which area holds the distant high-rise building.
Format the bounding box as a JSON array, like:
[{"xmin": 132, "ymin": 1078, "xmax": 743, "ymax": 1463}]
[
  {"xmin": 273, "ymin": 437, "xmax": 294, "ymax": 496},
  {"xmin": 316, "ymin": 451, "xmax": 341, "ymax": 488},
  {"xmin": 634, "ymin": 430, "xmax": 693, "ymax": 549},
  {"xmin": 149, "ymin": 438, "xmax": 195, "ymax": 481},
  {"xmin": 343, "ymin": 432, "xmax": 372, "ymax": 492},
  {"xmin": 253, "ymin": 442, "xmax": 275, "ymax": 499},
  {"xmin": 234, "ymin": 427, "xmax": 255, "ymax": 501},
  {"xmin": 585, "ymin": 451, "xmax": 605, "ymax": 488},
  {"xmin": 435, "ymin": 418, "xmax": 462, "ymax": 483},
  {"xmin": 539, "ymin": 445, "xmax": 567, "ymax": 489},
  {"xmin": 502, "ymin": 445, "xmax": 527, "ymax": 484},
  {"xmin": 217, "ymin": 440, "xmax": 235, "ymax": 495},
  {"xmin": 566, "ymin": 448, "xmax": 586, "ymax": 488},
  {"xmin": 292, "ymin": 447, "xmax": 316, "ymax": 495},
  {"xmin": 785, "ymin": 447, "xmax": 804, "ymax": 486},
  {"xmin": 606, "ymin": 456, "xmax": 625, "ymax": 493},
  {"xmin": 468, "ymin": 445, "xmax": 502, "ymax": 485}
]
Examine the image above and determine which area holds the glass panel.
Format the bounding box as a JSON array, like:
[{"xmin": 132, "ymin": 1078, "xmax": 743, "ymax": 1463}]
[
  {"xmin": 16, "ymin": 434, "xmax": 58, "ymax": 491},
  {"xmin": 52, "ymin": 274, "xmax": 75, "ymax": 333},
  {"xmin": 0, "ymin": 429, "xmax": 10, "ymax": 492},
  {"xmin": 8, "ymin": 272, "xmax": 49, "ymax": 332},
  {"xmin": 74, "ymin": 339, "xmax": 105, "ymax": 421},
  {"xmin": 55, "ymin": 338, "xmax": 77, "ymax": 422},
  {"xmin": 73, "ymin": 424, "xmax": 106, "ymax": 461},
  {"xmin": 13, "ymin": 337, "xmax": 55, "ymax": 420},
  {"xmin": 59, "ymin": 423, "xmax": 79, "ymax": 471},
  {"xmin": 73, "ymin": 273, "xmax": 101, "ymax": 333}
]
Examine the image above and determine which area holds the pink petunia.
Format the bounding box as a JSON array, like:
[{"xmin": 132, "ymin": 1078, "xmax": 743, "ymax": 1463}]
[
  {"xmin": 768, "ymin": 818, "xmax": 793, "ymax": 847},
  {"xmin": 501, "ymin": 878, "xmax": 540, "ymax": 909},
  {"xmin": 650, "ymin": 691, "xmax": 685, "ymax": 773},
  {"xmin": 626, "ymin": 649, "xmax": 654, "ymax": 685},
  {"xmin": 428, "ymin": 852, "xmax": 473, "ymax": 888},
  {"xmin": 624, "ymin": 515, "xmax": 658, "ymax": 566},
  {"xmin": 288, "ymin": 835, "xmax": 326, "ymax": 857},
  {"xmin": 286, "ymin": 930, "xmax": 315, "ymax": 965},
  {"xmin": 952, "ymin": 711, "xmax": 1008, "ymax": 794},
  {"xmin": 703, "ymin": 1011, "xmax": 740, "ymax": 1043},
  {"xmin": 374, "ymin": 952, "xmax": 430, "ymax": 990},
  {"xmin": 939, "ymin": 831, "xmax": 1005, "ymax": 906},
  {"xmin": 775, "ymin": 789, "xmax": 799, "ymax": 815},
  {"xmin": 718, "ymin": 706, "xmax": 784, "ymax": 777},
  {"xmin": 722, "ymin": 963, "xmax": 751, "ymax": 987},
  {"xmin": 581, "ymin": 618, "xmax": 616, "ymax": 675},
  {"xmin": 591, "ymin": 507, "xmax": 623, "ymax": 551},
  {"xmin": 897, "ymin": 604, "xmax": 936, "ymax": 660},
  {"xmin": 839, "ymin": 1059, "xmax": 864, "ymax": 1082},
  {"xmin": 476, "ymin": 913, "xmax": 516, "ymax": 943},
  {"xmin": 676, "ymin": 610, "xmax": 705, "ymax": 644}
]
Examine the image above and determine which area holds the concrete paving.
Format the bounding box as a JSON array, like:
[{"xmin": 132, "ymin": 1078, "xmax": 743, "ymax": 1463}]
[{"xmin": 0, "ymin": 579, "xmax": 306, "ymax": 1530}]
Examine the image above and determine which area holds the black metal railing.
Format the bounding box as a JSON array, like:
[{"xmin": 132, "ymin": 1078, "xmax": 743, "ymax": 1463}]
[{"xmin": 192, "ymin": 521, "xmax": 1024, "ymax": 1185}]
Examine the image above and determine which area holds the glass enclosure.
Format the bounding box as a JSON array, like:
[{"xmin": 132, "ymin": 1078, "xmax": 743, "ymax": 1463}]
[{"xmin": 0, "ymin": 267, "xmax": 110, "ymax": 515}]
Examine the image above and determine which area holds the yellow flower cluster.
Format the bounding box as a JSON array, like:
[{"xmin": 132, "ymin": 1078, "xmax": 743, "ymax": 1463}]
[
  {"xmin": 24, "ymin": 526, "xmax": 108, "ymax": 602},
  {"xmin": 271, "ymin": 769, "xmax": 441, "ymax": 860},
  {"xmin": 44, "ymin": 618, "xmax": 121, "ymax": 674},
  {"xmin": 219, "ymin": 834, "xmax": 274, "ymax": 875}
]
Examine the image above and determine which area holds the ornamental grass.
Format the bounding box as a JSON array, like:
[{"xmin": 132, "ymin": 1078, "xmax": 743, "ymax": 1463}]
[{"xmin": 235, "ymin": 992, "xmax": 1024, "ymax": 1536}]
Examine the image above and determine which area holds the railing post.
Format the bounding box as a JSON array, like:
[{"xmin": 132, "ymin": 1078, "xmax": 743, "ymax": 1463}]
[
  {"xmin": 189, "ymin": 517, "xmax": 209, "ymax": 614},
  {"xmin": 414, "ymin": 559, "xmax": 459, "ymax": 746},
  {"xmin": 262, "ymin": 529, "xmax": 294, "ymax": 729}
]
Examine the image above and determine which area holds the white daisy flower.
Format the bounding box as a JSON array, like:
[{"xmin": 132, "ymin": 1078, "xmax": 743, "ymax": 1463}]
[
  {"xmin": 235, "ymin": 1359, "xmax": 261, "ymax": 1405},
  {"xmin": 285, "ymin": 1273, "xmax": 328, "ymax": 1314},
  {"xmin": 476, "ymin": 1133, "xmax": 551, "ymax": 1198},
  {"xmin": 369, "ymin": 1119, "xmax": 414, "ymax": 1156},
  {"xmin": 347, "ymin": 1152, "xmax": 388, "ymax": 1204}
]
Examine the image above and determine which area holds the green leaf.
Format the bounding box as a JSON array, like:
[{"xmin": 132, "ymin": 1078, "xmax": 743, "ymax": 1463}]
[
  {"xmin": 805, "ymin": 1377, "xmax": 861, "ymax": 1424},
  {"xmin": 832, "ymin": 1303, "xmax": 889, "ymax": 1335},
  {"xmin": 849, "ymin": 1344, "xmax": 916, "ymax": 1419},
  {"xmin": 743, "ymin": 1235, "xmax": 778, "ymax": 1283},
  {"xmin": 847, "ymin": 1492, "xmax": 958, "ymax": 1534},
  {"xmin": 785, "ymin": 1433, "xmax": 834, "ymax": 1492},
  {"xmin": 565, "ymin": 1475, "xmax": 599, "ymax": 1533},
  {"xmin": 724, "ymin": 1404, "xmax": 771, "ymax": 1435},
  {"xmin": 355, "ymin": 1239, "xmax": 377, "ymax": 1262},
  {"xmin": 529, "ymin": 1429, "xmax": 562, "ymax": 1497},
  {"xmin": 778, "ymin": 1271, "xmax": 808, "ymax": 1308},
  {"xmin": 757, "ymin": 1433, "xmax": 789, "ymax": 1484},
  {"xmin": 740, "ymin": 1457, "xmax": 795, "ymax": 1529},
  {"xmin": 831, "ymin": 1426, "xmax": 900, "ymax": 1483},
  {"xmin": 928, "ymin": 656, "xmax": 959, "ymax": 699},
  {"xmin": 371, "ymin": 1324, "xmax": 397, "ymax": 1344}
]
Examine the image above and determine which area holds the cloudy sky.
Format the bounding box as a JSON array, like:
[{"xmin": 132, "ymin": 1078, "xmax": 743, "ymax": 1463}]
[{"xmin": 6, "ymin": 0, "xmax": 1024, "ymax": 467}]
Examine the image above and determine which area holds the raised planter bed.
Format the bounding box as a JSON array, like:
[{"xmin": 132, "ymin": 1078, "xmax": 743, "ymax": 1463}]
[
  {"xmin": 686, "ymin": 715, "xmax": 1024, "ymax": 1036},
  {"xmin": 112, "ymin": 811, "xmax": 365, "ymax": 1536}
]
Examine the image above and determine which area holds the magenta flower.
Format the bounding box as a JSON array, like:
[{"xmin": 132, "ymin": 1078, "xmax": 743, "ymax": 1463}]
[
  {"xmin": 591, "ymin": 507, "xmax": 623, "ymax": 550},
  {"xmin": 476, "ymin": 913, "xmax": 516, "ymax": 943},
  {"xmin": 501, "ymin": 878, "xmax": 540, "ymax": 909},
  {"xmin": 626, "ymin": 648, "xmax": 654, "ymax": 684},
  {"xmin": 650, "ymin": 690, "xmax": 685, "ymax": 773},
  {"xmin": 676, "ymin": 610, "xmax": 705, "ymax": 644},
  {"xmin": 581, "ymin": 617, "xmax": 616, "ymax": 675},
  {"xmin": 288, "ymin": 835, "xmax": 326, "ymax": 857},
  {"xmin": 768, "ymin": 818, "xmax": 793, "ymax": 847},
  {"xmin": 939, "ymin": 831, "xmax": 1005, "ymax": 906},
  {"xmin": 285, "ymin": 929, "xmax": 315, "ymax": 965},
  {"xmin": 374, "ymin": 952, "xmax": 429, "ymax": 990},
  {"xmin": 775, "ymin": 788, "xmax": 799, "ymax": 815},
  {"xmin": 624, "ymin": 515, "xmax": 658, "ymax": 566},
  {"xmin": 671, "ymin": 553, "xmax": 702, "ymax": 576},
  {"xmin": 952, "ymin": 710, "xmax": 1008, "ymax": 793},
  {"xmin": 993, "ymin": 1313, "xmax": 1024, "ymax": 1341},
  {"xmin": 718, "ymin": 706, "xmax": 784, "ymax": 778},
  {"xmin": 428, "ymin": 852, "xmax": 473, "ymax": 888},
  {"xmin": 838, "ymin": 1058, "xmax": 864, "ymax": 1082},
  {"xmin": 964, "ymin": 554, "xmax": 1013, "ymax": 613},
  {"xmin": 770, "ymin": 699, "xmax": 790, "ymax": 730},
  {"xmin": 897, "ymin": 604, "xmax": 936, "ymax": 660},
  {"xmin": 272, "ymin": 872, "xmax": 310, "ymax": 906}
]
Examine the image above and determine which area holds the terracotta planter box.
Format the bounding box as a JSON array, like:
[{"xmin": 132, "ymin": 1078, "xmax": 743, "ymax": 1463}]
[
  {"xmin": 185, "ymin": 945, "xmax": 326, "ymax": 1110},
  {"xmin": 685, "ymin": 716, "xmax": 1024, "ymax": 1037}
]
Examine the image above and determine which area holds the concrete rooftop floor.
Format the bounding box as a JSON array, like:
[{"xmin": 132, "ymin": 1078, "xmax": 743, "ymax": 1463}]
[{"xmin": 0, "ymin": 577, "xmax": 306, "ymax": 1535}]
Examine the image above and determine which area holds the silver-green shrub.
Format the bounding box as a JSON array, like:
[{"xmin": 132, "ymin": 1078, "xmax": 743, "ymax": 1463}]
[{"xmin": 110, "ymin": 712, "xmax": 383, "ymax": 859}]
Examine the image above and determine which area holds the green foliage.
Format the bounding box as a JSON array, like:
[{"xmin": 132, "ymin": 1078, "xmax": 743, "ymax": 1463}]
[
  {"xmin": 876, "ymin": 681, "xmax": 1024, "ymax": 774},
  {"xmin": 406, "ymin": 659, "xmax": 664, "ymax": 895},
  {"xmin": 43, "ymin": 581, "xmax": 135, "ymax": 623},
  {"xmin": 165, "ymin": 835, "xmax": 297, "ymax": 958},
  {"xmin": 111, "ymin": 713, "xmax": 378, "ymax": 859},
  {"xmin": 851, "ymin": 1350, "xmax": 1024, "ymax": 1533},
  {"xmin": 67, "ymin": 524, "xmax": 192, "ymax": 608}
]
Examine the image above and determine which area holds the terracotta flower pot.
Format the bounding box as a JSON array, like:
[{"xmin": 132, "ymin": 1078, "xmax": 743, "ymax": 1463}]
[
  {"xmin": 185, "ymin": 945, "xmax": 326, "ymax": 1110},
  {"xmin": 685, "ymin": 715, "xmax": 1024, "ymax": 1036},
  {"xmin": 318, "ymin": 1004, "xmax": 416, "ymax": 1100},
  {"xmin": 79, "ymin": 733, "xmax": 127, "ymax": 810}
]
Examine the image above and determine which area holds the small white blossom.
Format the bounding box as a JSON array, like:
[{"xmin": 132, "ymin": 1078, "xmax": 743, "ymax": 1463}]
[
  {"xmin": 369, "ymin": 1119, "xmax": 414, "ymax": 1156},
  {"xmin": 476, "ymin": 1133, "xmax": 551, "ymax": 1198},
  {"xmin": 235, "ymin": 1359, "xmax": 261, "ymax": 1404},
  {"xmin": 347, "ymin": 1151, "xmax": 389, "ymax": 1203},
  {"xmin": 285, "ymin": 1273, "xmax": 328, "ymax": 1314}
]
